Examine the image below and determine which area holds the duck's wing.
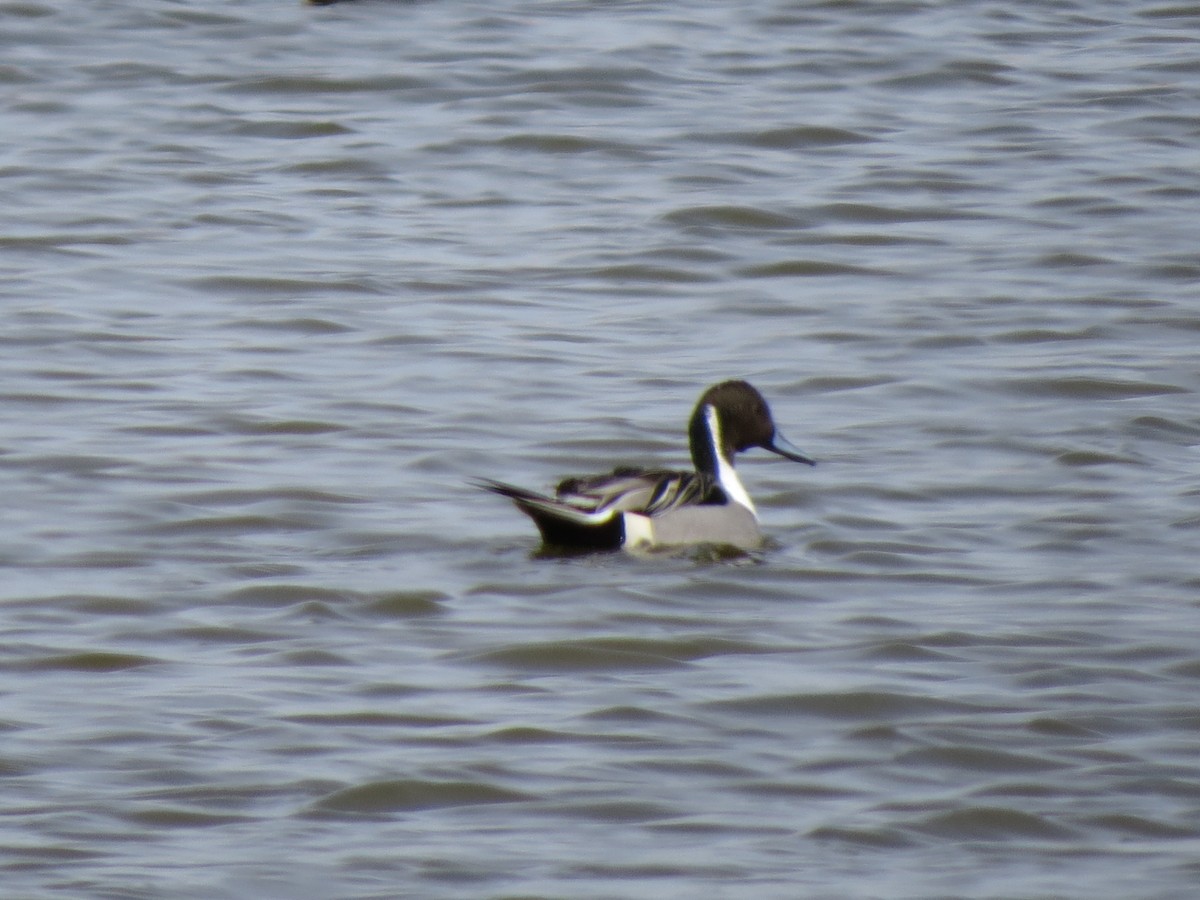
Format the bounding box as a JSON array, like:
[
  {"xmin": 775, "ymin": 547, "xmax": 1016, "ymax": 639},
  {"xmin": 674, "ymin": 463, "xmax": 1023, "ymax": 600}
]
[{"xmin": 556, "ymin": 468, "xmax": 721, "ymax": 517}]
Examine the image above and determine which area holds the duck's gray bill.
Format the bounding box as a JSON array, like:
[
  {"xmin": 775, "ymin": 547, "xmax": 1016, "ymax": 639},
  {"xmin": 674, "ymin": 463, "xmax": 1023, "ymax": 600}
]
[{"xmin": 768, "ymin": 431, "xmax": 816, "ymax": 466}]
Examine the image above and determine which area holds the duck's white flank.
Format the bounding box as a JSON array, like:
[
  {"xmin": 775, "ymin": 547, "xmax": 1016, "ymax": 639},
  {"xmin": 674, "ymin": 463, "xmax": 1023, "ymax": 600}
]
[
  {"xmin": 622, "ymin": 512, "xmax": 654, "ymax": 547},
  {"xmin": 704, "ymin": 403, "xmax": 756, "ymax": 517}
]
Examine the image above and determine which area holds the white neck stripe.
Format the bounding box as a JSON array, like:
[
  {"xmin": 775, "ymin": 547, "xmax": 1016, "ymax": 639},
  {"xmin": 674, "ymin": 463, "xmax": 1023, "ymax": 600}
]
[{"xmin": 704, "ymin": 404, "xmax": 756, "ymax": 517}]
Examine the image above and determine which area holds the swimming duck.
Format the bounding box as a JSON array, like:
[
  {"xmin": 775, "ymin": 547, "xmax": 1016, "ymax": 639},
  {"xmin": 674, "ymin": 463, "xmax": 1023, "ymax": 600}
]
[{"xmin": 476, "ymin": 380, "xmax": 814, "ymax": 551}]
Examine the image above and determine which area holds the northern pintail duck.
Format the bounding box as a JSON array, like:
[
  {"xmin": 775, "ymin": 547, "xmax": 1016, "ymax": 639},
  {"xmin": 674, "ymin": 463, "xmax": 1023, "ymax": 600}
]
[{"xmin": 476, "ymin": 380, "xmax": 814, "ymax": 552}]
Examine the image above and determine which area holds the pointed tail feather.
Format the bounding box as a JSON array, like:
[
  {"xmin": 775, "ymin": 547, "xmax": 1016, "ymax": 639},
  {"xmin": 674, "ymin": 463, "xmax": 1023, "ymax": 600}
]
[
  {"xmin": 471, "ymin": 478, "xmax": 553, "ymax": 506},
  {"xmin": 472, "ymin": 478, "xmax": 615, "ymax": 526},
  {"xmin": 473, "ymin": 477, "xmax": 625, "ymax": 549}
]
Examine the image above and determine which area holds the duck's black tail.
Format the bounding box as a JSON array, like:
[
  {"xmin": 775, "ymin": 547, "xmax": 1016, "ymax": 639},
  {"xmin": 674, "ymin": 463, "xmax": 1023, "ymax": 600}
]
[{"xmin": 472, "ymin": 479, "xmax": 625, "ymax": 549}]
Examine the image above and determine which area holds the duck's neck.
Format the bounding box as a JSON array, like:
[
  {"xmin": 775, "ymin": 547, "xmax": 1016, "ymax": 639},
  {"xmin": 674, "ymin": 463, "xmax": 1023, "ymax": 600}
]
[{"xmin": 690, "ymin": 404, "xmax": 756, "ymax": 515}]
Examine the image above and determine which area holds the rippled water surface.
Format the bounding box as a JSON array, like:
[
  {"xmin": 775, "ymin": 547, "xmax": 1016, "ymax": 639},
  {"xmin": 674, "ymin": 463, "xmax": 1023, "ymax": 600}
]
[{"xmin": 4, "ymin": 0, "xmax": 1200, "ymax": 896}]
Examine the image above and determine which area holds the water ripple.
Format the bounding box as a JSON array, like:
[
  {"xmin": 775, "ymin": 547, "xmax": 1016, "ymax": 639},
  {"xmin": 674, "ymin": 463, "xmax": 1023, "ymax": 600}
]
[{"xmin": 311, "ymin": 779, "xmax": 532, "ymax": 817}]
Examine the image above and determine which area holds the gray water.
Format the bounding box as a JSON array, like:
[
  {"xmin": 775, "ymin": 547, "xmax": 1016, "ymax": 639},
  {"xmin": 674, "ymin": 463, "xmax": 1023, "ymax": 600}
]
[{"xmin": 3, "ymin": 0, "xmax": 1200, "ymax": 897}]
